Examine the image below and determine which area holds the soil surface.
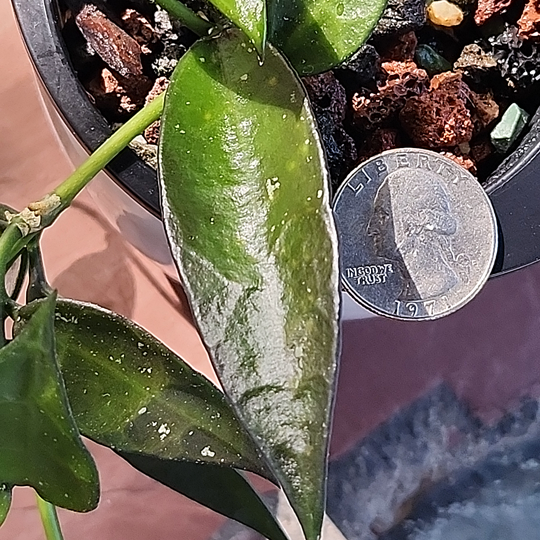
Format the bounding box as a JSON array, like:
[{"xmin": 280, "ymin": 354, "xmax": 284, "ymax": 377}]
[{"xmin": 60, "ymin": 0, "xmax": 540, "ymax": 191}]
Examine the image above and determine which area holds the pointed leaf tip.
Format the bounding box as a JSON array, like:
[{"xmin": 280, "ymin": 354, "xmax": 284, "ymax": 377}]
[{"xmin": 48, "ymin": 298, "xmax": 271, "ymax": 479}]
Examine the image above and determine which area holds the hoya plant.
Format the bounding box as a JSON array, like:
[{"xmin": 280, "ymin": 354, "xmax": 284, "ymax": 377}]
[{"xmin": 1, "ymin": 0, "xmax": 386, "ymax": 538}]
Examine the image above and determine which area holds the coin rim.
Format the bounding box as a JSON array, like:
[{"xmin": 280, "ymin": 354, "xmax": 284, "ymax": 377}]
[{"xmin": 333, "ymin": 148, "xmax": 499, "ymax": 321}]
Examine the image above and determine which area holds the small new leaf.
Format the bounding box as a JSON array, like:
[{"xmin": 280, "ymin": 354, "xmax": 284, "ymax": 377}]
[
  {"xmin": 3, "ymin": 293, "xmax": 99, "ymax": 512},
  {"xmin": 268, "ymin": 0, "xmax": 387, "ymax": 75}
]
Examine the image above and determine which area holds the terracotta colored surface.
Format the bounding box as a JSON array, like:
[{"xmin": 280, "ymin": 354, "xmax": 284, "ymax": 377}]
[{"xmin": 3, "ymin": 1, "xmax": 540, "ymax": 538}]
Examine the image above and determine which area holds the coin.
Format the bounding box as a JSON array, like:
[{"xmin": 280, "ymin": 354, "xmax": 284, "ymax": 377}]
[{"xmin": 333, "ymin": 148, "xmax": 498, "ymax": 320}]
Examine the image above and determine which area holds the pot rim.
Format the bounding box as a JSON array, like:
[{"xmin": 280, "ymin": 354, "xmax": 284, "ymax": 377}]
[
  {"xmin": 11, "ymin": 0, "xmax": 161, "ymax": 218},
  {"xmin": 11, "ymin": 0, "xmax": 540, "ymax": 277}
]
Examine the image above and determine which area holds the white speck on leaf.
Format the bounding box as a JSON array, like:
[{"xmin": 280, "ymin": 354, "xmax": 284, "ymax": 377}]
[
  {"xmin": 158, "ymin": 423, "xmax": 171, "ymax": 440},
  {"xmin": 201, "ymin": 446, "xmax": 216, "ymax": 457}
]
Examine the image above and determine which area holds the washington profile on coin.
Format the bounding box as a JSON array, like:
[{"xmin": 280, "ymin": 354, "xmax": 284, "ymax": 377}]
[{"xmin": 333, "ymin": 148, "xmax": 498, "ymax": 320}]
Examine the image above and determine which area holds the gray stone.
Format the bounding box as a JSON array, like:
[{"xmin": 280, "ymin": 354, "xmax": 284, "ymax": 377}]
[{"xmin": 490, "ymin": 103, "xmax": 530, "ymax": 154}]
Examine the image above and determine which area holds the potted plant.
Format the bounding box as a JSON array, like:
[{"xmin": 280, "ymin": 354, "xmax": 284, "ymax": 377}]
[
  {"xmin": 14, "ymin": 0, "xmax": 540, "ymax": 284},
  {"xmin": 6, "ymin": 0, "xmax": 540, "ymax": 538},
  {"xmin": 1, "ymin": 0, "xmax": 394, "ymax": 539}
]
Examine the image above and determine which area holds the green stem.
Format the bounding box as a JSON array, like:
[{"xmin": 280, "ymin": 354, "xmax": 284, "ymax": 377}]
[
  {"xmin": 54, "ymin": 92, "xmax": 165, "ymax": 214},
  {"xmin": 0, "ymin": 92, "xmax": 165, "ymax": 282},
  {"xmin": 36, "ymin": 495, "xmax": 65, "ymax": 540},
  {"xmin": 154, "ymin": 0, "xmax": 213, "ymax": 36},
  {"xmin": 27, "ymin": 239, "xmax": 53, "ymax": 303}
]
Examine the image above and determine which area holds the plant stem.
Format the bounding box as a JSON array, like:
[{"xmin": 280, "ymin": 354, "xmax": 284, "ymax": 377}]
[
  {"xmin": 36, "ymin": 495, "xmax": 65, "ymax": 540},
  {"xmin": 154, "ymin": 0, "xmax": 213, "ymax": 36},
  {"xmin": 0, "ymin": 92, "xmax": 165, "ymax": 277},
  {"xmin": 54, "ymin": 92, "xmax": 165, "ymax": 214}
]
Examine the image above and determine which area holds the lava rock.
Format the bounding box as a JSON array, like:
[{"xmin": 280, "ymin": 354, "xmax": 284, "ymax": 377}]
[
  {"xmin": 400, "ymin": 71, "xmax": 474, "ymax": 148},
  {"xmin": 316, "ymin": 112, "xmax": 358, "ymax": 186},
  {"xmin": 303, "ymin": 72, "xmax": 357, "ymax": 183},
  {"xmin": 87, "ymin": 67, "xmax": 152, "ymax": 119},
  {"xmin": 357, "ymin": 128, "xmax": 401, "ymax": 162},
  {"xmin": 353, "ymin": 60, "xmax": 429, "ymax": 128},
  {"xmin": 336, "ymin": 44, "xmax": 382, "ymax": 90},
  {"xmin": 518, "ymin": 0, "xmax": 540, "ymax": 40},
  {"xmin": 475, "ymin": 0, "xmax": 517, "ymax": 25},
  {"xmin": 488, "ymin": 24, "xmax": 540, "ymax": 87},
  {"xmin": 379, "ymin": 31, "xmax": 418, "ymax": 61},
  {"xmin": 373, "ymin": 0, "xmax": 427, "ymax": 38},
  {"xmin": 303, "ymin": 71, "xmax": 348, "ymax": 124},
  {"xmin": 469, "ymin": 90, "xmax": 500, "ymax": 132},
  {"xmin": 439, "ymin": 148, "xmax": 477, "ymax": 173},
  {"xmin": 121, "ymin": 8, "xmax": 158, "ymax": 53}
]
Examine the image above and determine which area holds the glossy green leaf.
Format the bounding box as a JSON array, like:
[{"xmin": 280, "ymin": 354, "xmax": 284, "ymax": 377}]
[
  {"xmin": 4, "ymin": 293, "xmax": 99, "ymax": 512},
  {"xmin": 268, "ymin": 0, "xmax": 387, "ymax": 75},
  {"xmin": 207, "ymin": 0, "xmax": 266, "ymax": 55},
  {"xmin": 121, "ymin": 452, "xmax": 287, "ymax": 540},
  {"xmin": 0, "ymin": 486, "xmax": 11, "ymax": 526},
  {"xmin": 159, "ymin": 30, "xmax": 340, "ymax": 540},
  {"xmin": 46, "ymin": 298, "xmax": 270, "ymax": 478}
]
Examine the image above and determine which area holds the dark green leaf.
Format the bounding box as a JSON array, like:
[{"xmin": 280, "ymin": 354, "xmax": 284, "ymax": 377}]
[
  {"xmin": 207, "ymin": 0, "xmax": 266, "ymax": 55},
  {"xmin": 4, "ymin": 293, "xmax": 99, "ymax": 512},
  {"xmin": 0, "ymin": 486, "xmax": 11, "ymax": 526},
  {"xmin": 47, "ymin": 299, "xmax": 270, "ymax": 478},
  {"xmin": 121, "ymin": 452, "xmax": 287, "ymax": 540},
  {"xmin": 268, "ymin": 0, "xmax": 387, "ymax": 75},
  {"xmin": 159, "ymin": 30, "xmax": 340, "ymax": 540}
]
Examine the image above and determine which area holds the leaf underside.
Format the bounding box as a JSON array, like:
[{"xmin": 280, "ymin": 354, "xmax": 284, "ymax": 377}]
[
  {"xmin": 268, "ymin": 0, "xmax": 388, "ymax": 75},
  {"xmin": 159, "ymin": 30, "xmax": 340, "ymax": 540},
  {"xmin": 121, "ymin": 452, "xmax": 287, "ymax": 540}
]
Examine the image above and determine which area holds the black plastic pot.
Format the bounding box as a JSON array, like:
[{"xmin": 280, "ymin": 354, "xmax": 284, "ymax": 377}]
[{"xmin": 11, "ymin": 0, "xmax": 540, "ymax": 277}]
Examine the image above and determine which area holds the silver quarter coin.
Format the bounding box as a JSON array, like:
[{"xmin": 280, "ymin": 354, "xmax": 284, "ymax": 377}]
[{"xmin": 333, "ymin": 148, "xmax": 498, "ymax": 320}]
